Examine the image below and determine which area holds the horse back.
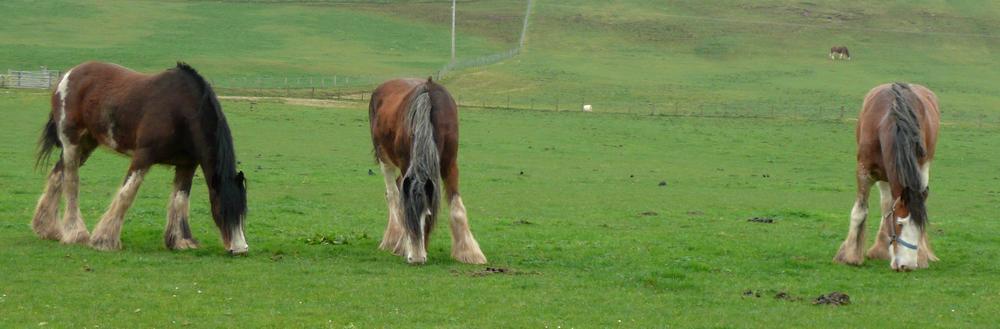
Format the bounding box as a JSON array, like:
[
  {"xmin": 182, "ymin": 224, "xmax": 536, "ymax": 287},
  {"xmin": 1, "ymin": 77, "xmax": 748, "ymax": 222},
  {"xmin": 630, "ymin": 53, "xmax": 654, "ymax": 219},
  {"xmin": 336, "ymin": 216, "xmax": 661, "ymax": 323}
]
[
  {"xmin": 370, "ymin": 78, "xmax": 427, "ymax": 165},
  {"xmin": 57, "ymin": 61, "xmax": 203, "ymax": 157},
  {"xmin": 857, "ymin": 83, "xmax": 940, "ymax": 179}
]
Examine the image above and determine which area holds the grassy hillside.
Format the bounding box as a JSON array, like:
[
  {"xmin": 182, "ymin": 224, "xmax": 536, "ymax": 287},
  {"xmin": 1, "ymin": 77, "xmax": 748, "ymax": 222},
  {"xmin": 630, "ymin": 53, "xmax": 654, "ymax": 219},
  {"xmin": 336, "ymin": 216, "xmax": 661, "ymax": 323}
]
[
  {"xmin": 3, "ymin": 1, "xmax": 996, "ymax": 122},
  {"xmin": 441, "ymin": 1, "xmax": 1000, "ymax": 122},
  {"xmin": 0, "ymin": 0, "xmax": 515, "ymax": 84}
]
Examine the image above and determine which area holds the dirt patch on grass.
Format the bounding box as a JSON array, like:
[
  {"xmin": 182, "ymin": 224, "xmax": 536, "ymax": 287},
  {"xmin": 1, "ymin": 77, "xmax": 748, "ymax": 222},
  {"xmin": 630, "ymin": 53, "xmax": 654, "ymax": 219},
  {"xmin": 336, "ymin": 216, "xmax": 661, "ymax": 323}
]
[
  {"xmin": 774, "ymin": 291, "xmax": 802, "ymax": 302},
  {"xmin": 458, "ymin": 267, "xmax": 539, "ymax": 278},
  {"xmin": 747, "ymin": 217, "xmax": 774, "ymax": 224},
  {"xmin": 813, "ymin": 292, "xmax": 851, "ymax": 306},
  {"xmin": 219, "ymin": 95, "xmax": 362, "ymax": 109}
]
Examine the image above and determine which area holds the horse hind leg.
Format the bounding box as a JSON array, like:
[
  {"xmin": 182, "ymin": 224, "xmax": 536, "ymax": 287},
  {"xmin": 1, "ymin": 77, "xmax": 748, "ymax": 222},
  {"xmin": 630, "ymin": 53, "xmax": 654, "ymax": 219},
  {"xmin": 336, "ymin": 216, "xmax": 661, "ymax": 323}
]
[
  {"xmin": 59, "ymin": 142, "xmax": 95, "ymax": 245},
  {"xmin": 377, "ymin": 161, "xmax": 406, "ymax": 255},
  {"xmin": 443, "ymin": 164, "xmax": 486, "ymax": 264},
  {"xmin": 90, "ymin": 160, "xmax": 150, "ymax": 251},
  {"xmin": 867, "ymin": 181, "xmax": 893, "ymax": 260},
  {"xmin": 165, "ymin": 165, "xmax": 199, "ymax": 250},
  {"xmin": 32, "ymin": 162, "xmax": 65, "ymax": 240},
  {"xmin": 834, "ymin": 167, "xmax": 872, "ymax": 265}
]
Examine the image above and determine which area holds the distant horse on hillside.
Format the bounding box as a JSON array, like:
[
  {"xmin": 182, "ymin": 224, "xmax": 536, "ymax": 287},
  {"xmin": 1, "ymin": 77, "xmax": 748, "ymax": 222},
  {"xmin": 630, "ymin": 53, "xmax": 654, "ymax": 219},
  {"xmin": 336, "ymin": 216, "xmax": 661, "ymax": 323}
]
[
  {"xmin": 830, "ymin": 46, "xmax": 851, "ymax": 60},
  {"xmin": 834, "ymin": 82, "xmax": 940, "ymax": 271},
  {"xmin": 32, "ymin": 61, "xmax": 248, "ymax": 254},
  {"xmin": 369, "ymin": 77, "xmax": 487, "ymax": 264}
]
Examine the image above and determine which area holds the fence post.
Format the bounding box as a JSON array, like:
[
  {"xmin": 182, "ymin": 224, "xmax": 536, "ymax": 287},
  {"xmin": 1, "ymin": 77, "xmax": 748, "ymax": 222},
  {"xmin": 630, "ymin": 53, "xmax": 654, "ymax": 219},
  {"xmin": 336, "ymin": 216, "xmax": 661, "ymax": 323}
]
[
  {"xmin": 556, "ymin": 98, "xmax": 559, "ymax": 112},
  {"xmin": 507, "ymin": 95, "xmax": 511, "ymax": 110}
]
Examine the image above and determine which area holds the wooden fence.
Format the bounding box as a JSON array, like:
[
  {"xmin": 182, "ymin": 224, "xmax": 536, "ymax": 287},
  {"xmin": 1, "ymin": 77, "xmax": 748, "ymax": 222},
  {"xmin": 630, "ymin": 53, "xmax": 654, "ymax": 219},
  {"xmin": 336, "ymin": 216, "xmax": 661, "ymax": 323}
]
[{"xmin": 1, "ymin": 69, "xmax": 61, "ymax": 89}]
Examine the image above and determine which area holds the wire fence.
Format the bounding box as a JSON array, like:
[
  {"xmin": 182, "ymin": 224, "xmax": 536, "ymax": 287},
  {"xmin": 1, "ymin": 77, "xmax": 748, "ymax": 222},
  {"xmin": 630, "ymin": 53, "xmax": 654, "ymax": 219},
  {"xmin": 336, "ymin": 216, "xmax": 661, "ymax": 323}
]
[{"xmin": 434, "ymin": 0, "xmax": 533, "ymax": 80}]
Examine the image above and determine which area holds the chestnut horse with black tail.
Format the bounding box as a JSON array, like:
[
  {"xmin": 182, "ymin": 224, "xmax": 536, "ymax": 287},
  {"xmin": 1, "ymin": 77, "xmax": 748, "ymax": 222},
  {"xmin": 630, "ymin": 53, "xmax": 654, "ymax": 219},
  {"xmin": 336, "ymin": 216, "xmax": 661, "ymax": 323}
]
[
  {"xmin": 369, "ymin": 77, "xmax": 486, "ymax": 264},
  {"xmin": 834, "ymin": 83, "xmax": 939, "ymax": 271},
  {"xmin": 32, "ymin": 61, "xmax": 248, "ymax": 254}
]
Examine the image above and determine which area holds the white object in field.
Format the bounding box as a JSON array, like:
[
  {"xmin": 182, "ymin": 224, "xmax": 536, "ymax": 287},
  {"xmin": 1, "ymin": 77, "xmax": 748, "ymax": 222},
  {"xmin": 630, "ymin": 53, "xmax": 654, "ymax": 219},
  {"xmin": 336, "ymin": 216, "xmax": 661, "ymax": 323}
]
[{"xmin": 583, "ymin": 104, "xmax": 592, "ymax": 112}]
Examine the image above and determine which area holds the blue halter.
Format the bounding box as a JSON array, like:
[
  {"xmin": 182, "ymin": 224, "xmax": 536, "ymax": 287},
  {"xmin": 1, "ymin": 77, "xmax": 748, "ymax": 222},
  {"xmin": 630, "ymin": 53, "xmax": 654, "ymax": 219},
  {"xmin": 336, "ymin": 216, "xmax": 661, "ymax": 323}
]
[{"xmin": 887, "ymin": 203, "xmax": 919, "ymax": 251}]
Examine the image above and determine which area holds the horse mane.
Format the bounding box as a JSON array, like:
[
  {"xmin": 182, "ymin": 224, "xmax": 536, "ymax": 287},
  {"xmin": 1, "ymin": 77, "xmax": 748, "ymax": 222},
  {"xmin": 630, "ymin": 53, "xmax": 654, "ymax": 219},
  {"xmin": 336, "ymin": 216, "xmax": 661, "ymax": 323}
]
[
  {"xmin": 889, "ymin": 82, "xmax": 927, "ymax": 229},
  {"xmin": 175, "ymin": 62, "xmax": 247, "ymax": 239}
]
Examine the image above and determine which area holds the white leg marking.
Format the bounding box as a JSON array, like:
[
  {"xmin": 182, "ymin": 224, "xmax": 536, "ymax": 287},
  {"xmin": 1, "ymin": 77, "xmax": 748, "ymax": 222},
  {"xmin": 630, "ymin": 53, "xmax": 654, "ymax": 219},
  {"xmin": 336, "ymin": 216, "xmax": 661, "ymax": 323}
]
[
  {"xmin": 849, "ymin": 200, "xmax": 867, "ymax": 229},
  {"xmin": 56, "ymin": 69, "xmax": 73, "ymax": 142},
  {"xmin": 919, "ymin": 162, "xmax": 931, "ymax": 190},
  {"xmin": 106, "ymin": 122, "xmax": 117, "ymax": 150},
  {"xmin": 59, "ymin": 143, "xmax": 89, "ymax": 244},
  {"xmin": 165, "ymin": 190, "xmax": 198, "ymax": 249},
  {"xmin": 90, "ymin": 170, "xmax": 146, "ymax": 250},
  {"xmin": 229, "ymin": 225, "xmax": 248, "ymax": 255},
  {"xmin": 378, "ymin": 161, "xmax": 406, "ymax": 254},
  {"xmin": 449, "ymin": 195, "xmax": 487, "ymax": 264},
  {"xmin": 32, "ymin": 168, "xmax": 64, "ymax": 240}
]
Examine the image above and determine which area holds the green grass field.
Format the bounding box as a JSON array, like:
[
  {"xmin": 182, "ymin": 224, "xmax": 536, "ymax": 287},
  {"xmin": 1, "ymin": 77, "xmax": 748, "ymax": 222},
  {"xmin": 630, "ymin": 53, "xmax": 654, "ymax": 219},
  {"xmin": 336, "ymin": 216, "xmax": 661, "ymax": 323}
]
[{"xmin": 2, "ymin": 0, "xmax": 1000, "ymax": 327}]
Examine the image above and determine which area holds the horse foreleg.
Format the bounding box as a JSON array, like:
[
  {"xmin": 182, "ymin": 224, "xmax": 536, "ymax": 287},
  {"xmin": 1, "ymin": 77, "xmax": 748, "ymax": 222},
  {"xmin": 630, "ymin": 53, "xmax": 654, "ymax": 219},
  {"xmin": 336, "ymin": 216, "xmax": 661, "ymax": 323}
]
[
  {"xmin": 867, "ymin": 181, "xmax": 893, "ymax": 260},
  {"xmin": 165, "ymin": 165, "xmax": 199, "ymax": 250},
  {"xmin": 443, "ymin": 166, "xmax": 486, "ymax": 264},
  {"xmin": 835, "ymin": 167, "xmax": 872, "ymax": 265},
  {"xmin": 921, "ymin": 232, "xmax": 939, "ymax": 262},
  {"xmin": 90, "ymin": 162, "xmax": 149, "ymax": 251},
  {"xmin": 377, "ymin": 161, "xmax": 406, "ymax": 255}
]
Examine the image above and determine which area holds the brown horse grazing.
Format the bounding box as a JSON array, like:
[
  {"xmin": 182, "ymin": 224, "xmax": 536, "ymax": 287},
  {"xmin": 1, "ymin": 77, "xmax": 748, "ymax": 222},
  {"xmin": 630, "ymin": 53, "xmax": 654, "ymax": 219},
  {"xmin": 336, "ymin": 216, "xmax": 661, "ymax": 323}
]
[
  {"xmin": 830, "ymin": 46, "xmax": 851, "ymax": 60},
  {"xmin": 32, "ymin": 61, "xmax": 248, "ymax": 254},
  {"xmin": 834, "ymin": 83, "xmax": 939, "ymax": 271},
  {"xmin": 368, "ymin": 77, "xmax": 486, "ymax": 264}
]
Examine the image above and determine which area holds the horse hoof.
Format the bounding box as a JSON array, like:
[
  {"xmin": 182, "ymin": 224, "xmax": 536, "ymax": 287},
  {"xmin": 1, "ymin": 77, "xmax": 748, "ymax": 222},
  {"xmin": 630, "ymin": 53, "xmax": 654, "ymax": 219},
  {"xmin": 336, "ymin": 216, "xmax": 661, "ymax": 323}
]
[
  {"xmin": 60, "ymin": 229, "xmax": 91, "ymax": 245},
  {"xmin": 90, "ymin": 237, "xmax": 121, "ymax": 251},
  {"xmin": 453, "ymin": 251, "xmax": 487, "ymax": 265},
  {"xmin": 33, "ymin": 227, "xmax": 62, "ymax": 241},
  {"xmin": 453, "ymin": 246, "xmax": 487, "ymax": 264},
  {"xmin": 168, "ymin": 239, "xmax": 200, "ymax": 250}
]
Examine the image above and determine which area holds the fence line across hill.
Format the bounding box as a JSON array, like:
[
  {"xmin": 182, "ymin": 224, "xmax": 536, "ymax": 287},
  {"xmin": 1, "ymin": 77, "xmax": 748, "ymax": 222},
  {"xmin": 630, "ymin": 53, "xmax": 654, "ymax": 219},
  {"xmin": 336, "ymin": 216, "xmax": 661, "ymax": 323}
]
[{"xmin": 3, "ymin": 70, "xmax": 996, "ymax": 128}]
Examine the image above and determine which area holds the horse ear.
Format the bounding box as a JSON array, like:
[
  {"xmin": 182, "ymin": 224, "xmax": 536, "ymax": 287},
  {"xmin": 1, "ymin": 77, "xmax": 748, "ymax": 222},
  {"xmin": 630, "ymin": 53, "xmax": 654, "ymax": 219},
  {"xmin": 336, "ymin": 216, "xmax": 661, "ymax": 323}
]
[{"xmin": 427, "ymin": 76, "xmax": 433, "ymax": 83}]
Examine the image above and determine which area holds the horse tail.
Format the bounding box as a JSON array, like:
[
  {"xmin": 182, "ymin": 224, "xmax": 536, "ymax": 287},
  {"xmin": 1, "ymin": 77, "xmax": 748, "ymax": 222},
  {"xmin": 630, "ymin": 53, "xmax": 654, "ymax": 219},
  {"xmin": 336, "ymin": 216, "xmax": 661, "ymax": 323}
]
[
  {"xmin": 177, "ymin": 62, "xmax": 247, "ymax": 240},
  {"xmin": 400, "ymin": 80, "xmax": 441, "ymax": 242},
  {"xmin": 35, "ymin": 113, "xmax": 61, "ymax": 169},
  {"xmin": 888, "ymin": 82, "xmax": 927, "ymax": 229}
]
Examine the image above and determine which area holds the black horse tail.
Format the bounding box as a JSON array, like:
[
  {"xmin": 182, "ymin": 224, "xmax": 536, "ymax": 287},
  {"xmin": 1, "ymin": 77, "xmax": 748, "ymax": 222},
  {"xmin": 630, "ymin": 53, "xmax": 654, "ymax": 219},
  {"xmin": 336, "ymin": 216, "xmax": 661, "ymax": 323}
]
[
  {"xmin": 35, "ymin": 113, "xmax": 62, "ymax": 169},
  {"xmin": 888, "ymin": 82, "xmax": 927, "ymax": 229},
  {"xmin": 401, "ymin": 79, "xmax": 441, "ymax": 243},
  {"xmin": 177, "ymin": 62, "xmax": 247, "ymax": 240}
]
